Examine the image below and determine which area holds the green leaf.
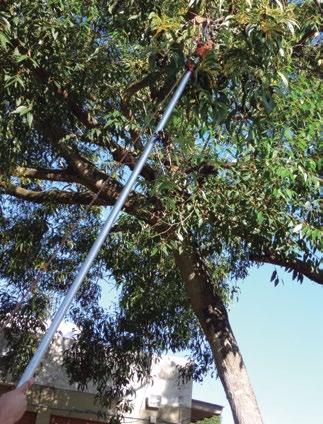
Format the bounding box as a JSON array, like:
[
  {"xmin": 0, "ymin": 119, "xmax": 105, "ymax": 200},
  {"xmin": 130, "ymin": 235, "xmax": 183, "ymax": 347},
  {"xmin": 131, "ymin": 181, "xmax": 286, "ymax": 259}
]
[
  {"xmin": 150, "ymin": 246, "xmax": 159, "ymax": 257},
  {"xmin": 256, "ymin": 212, "xmax": 264, "ymax": 225},
  {"xmin": 26, "ymin": 113, "xmax": 33, "ymax": 128},
  {"xmin": 11, "ymin": 105, "xmax": 30, "ymax": 116},
  {"xmin": 277, "ymin": 71, "xmax": 288, "ymax": 88},
  {"xmin": 51, "ymin": 28, "xmax": 58, "ymax": 40},
  {"xmin": 286, "ymin": 21, "xmax": 295, "ymax": 35},
  {"xmin": 271, "ymin": 270, "xmax": 277, "ymax": 282},
  {"xmin": 0, "ymin": 32, "xmax": 9, "ymax": 47}
]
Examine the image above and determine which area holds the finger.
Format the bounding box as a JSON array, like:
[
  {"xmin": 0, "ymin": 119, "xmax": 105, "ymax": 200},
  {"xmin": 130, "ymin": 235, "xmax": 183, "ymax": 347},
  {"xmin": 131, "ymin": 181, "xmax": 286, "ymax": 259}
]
[{"xmin": 17, "ymin": 378, "xmax": 34, "ymax": 393}]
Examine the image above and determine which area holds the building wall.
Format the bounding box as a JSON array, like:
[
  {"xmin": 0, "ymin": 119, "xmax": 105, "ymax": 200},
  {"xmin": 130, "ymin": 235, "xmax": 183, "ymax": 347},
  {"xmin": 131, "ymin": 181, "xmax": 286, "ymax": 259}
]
[
  {"xmin": 0, "ymin": 336, "xmax": 192, "ymax": 424},
  {"xmin": 126, "ymin": 356, "xmax": 192, "ymax": 424},
  {"xmin": 0, "ymin": 382, "xmax": 105, "ymax": 424}
]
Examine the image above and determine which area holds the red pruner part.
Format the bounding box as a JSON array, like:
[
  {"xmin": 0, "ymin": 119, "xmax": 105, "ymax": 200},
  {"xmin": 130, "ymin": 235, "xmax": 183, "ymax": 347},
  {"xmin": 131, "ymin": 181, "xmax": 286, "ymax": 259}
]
[
  {"xmin": 186, "ymin": 58, "xmax": 195, "ymax": 72},
  {"xmin": 196, "ymin": 40, "xmax": 214, "ymax": 59}
]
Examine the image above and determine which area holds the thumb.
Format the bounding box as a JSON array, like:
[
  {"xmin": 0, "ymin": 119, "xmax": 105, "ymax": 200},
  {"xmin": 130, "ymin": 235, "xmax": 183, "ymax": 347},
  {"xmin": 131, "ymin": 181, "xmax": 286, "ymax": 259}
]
[{"xmin": 17, "ymin": 378, "xmax": 33, "ymax": 394}]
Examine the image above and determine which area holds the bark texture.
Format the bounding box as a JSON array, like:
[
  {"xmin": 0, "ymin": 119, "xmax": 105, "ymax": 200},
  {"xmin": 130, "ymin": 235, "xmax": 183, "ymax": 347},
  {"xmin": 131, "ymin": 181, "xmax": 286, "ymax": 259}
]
[{"xmin": 175, "ymin": 244, "xmax": 263, "ymax": 424}]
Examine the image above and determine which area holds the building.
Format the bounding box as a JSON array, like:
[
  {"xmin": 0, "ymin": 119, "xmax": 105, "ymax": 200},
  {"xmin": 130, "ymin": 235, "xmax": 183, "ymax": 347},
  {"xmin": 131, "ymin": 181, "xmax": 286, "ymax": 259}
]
[
  {"xmin": 0, "ymin": 335, "xmax": 223, "ymax": 424},
  {"xmin": 191, "ymin": 400, "xmax": 223, "ymax": 422}
]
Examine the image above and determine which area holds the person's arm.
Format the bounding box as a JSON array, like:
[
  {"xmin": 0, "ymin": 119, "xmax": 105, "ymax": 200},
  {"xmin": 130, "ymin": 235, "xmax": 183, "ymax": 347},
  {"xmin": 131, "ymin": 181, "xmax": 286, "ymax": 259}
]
[{"xmin": 0, "ymin": 379, "xmax": 33, "ymax": 424}]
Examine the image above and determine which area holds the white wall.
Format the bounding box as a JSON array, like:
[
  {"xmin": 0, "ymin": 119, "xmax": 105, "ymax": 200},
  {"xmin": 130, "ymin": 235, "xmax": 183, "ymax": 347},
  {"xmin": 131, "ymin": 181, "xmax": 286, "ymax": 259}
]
[{"xmin": 1, "ymin": 334, "xmax": 193, "ymax": 422}]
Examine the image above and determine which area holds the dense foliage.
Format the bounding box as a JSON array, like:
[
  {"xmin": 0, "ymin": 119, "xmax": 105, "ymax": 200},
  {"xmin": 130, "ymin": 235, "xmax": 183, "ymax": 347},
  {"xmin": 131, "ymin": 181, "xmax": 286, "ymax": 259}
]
[
  {"xmin": 0, "ymin": 0, "xmax": 321, "ymax": 420},
  {"xmin": 193, "ymin": 416, "xmax": 221, "ymax": 424}
]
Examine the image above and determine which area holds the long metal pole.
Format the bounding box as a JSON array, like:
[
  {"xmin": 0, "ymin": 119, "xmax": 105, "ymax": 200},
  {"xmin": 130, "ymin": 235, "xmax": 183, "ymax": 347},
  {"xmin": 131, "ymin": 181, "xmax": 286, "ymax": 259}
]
[{"xmin": 18, "ymin": 69, "xmax": 192, "ymax": 387}]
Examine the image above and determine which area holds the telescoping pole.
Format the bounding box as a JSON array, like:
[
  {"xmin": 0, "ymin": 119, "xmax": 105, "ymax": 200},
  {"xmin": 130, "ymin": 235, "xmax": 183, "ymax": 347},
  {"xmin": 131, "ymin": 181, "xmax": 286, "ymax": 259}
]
[{"xmin": 18, "ymin": 69, "xmax": 193, "ymax": 387}]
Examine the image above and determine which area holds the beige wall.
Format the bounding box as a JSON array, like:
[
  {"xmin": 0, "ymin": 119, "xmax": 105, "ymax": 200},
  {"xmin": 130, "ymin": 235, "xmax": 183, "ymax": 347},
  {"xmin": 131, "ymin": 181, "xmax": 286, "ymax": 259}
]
[
  {"xmin": 1, "ymin": 336, "xmax": 192, "ymax": 424},
  {"xmin": 1, "ymin": 379, "xmax": 191, "ymax": 424},
  {"xmin": 1, "ymin": 383, "xmax": 105, "ymax": 424}
]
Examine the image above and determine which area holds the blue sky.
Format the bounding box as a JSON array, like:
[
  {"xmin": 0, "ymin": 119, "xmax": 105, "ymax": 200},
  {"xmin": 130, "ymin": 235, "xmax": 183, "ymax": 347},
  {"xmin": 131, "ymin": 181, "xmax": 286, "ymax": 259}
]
[{"xmin": 193, "ymin": 264, "xmax": 323, "ymax": 424}]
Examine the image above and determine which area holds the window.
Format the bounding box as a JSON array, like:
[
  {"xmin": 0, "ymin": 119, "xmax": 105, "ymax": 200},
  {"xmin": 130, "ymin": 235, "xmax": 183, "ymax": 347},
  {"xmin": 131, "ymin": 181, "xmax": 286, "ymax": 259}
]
[{"xmin": 146, "ymin": 395, "xmax": 162, "ymax": 409}]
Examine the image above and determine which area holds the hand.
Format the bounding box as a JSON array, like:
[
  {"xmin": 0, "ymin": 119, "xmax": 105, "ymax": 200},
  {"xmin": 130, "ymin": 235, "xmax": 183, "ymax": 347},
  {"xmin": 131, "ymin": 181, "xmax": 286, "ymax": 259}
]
[{"xmin": 0, "ymin": 379, "xmax": 33, "ymax": 424}]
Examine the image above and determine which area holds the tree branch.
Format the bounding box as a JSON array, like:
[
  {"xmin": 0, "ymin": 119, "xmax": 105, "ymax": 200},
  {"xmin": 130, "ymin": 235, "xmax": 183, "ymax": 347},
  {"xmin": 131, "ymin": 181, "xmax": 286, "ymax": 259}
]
[
  {"xmin": 250, "ymin": 252, "xmax": 322, "ymax": 285},
  {"xmin": 120, "ymin": 73, "xmax": 157, "ymax": 118},
  {"xmin": 36, "ymin": 123, "xmax": 147, "ymax": 208},
  {"xmin": 56, "ymin": 141, "xmax": 125, "ymax": 201},
  {"xmin": 292, "ymin": 28, "xmax": 321, "ymax": 56},
  {"xmin": 4, "ymin": 138, "xmax": 150, "ymax": 215},
  {"xmin": 0, "ymin": 179, "xmax": 107, "ymax": 206},
  {"xmin": 1, "ymin": 175, "xmax": 163, "ymax": 226},
  {"xmin": 19, "ymin": 125, "xmax": 159, "ymax": 221},
  {"xmin": 88, "ymin": 133, "xmax": 155, "ymax": 181},
  {"xmin": 13, "ymin": 166, "xmax": 84, "ymax": 184},
  {"xmin": 54, "ymin": 141, "xmax": 157, "ymax": 215}
]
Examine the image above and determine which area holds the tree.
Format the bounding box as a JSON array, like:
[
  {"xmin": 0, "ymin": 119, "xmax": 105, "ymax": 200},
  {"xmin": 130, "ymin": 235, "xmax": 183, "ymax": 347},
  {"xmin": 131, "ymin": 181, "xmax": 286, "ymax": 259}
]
[
  {"xmin": 0, "ymin": 1, "xmax": 321, "ymax": 423},
  {"xmin": 193, "ymin": 417, "xmax": 221, "ymax": 424}
]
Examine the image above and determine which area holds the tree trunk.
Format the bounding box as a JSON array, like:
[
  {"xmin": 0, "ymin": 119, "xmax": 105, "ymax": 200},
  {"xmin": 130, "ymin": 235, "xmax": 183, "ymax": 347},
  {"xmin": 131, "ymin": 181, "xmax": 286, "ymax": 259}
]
[{"xmin": 175, "ymin": 244, "xmax": 263, "ymax": 424}]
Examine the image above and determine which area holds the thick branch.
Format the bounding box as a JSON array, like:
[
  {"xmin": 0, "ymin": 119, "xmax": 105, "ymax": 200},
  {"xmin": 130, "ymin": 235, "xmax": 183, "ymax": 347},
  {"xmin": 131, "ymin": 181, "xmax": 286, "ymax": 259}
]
[
  {"xmin": 13, "ymin": 166, "xmax": 84, "ymax": 184},
  {"xmin": 250, "ymin": 252, "xmax": 322, "ymax": 285},
  {"xmin": 4, "ymin": 142, "xmax": 151, "ymax": 216},
  {"xmin": 36, "ymin": 123, "xmax": 142, "ymax": 207},
  {"xmin": 120, "ymin": 73, "xmax": 157, "ymax": 118},
  {"xmin": 0, "ymin": 179, "xmax": 107, "ymax": 206},
  {"xmin": 55, "ymin": 142, "xmax": 157, "ymax": 216},
  {"xmin": 292, "ymin": 28, "xmax": 321, "ymax": 56},
  {"xmin": 19, "ymin": 124, "xmax": 159, "ymax": 221},
  {"xmin": 57, "ymin": 141, "xmax": 125, "ymax": 201},
  {"xmin": 91, "ymin": 133, "xmax": 155, "ymax": 181},
  {"xmin": 1, "ymin": 175, "xmax": 163, "ymax": 226}
]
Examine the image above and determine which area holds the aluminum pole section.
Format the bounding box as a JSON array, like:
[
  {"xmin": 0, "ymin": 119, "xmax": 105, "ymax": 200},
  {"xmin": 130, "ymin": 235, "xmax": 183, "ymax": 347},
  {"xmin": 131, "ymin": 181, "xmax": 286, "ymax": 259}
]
[{"xmin": 18, "ymin": 69, "xmax": 192, "ymax": 387}]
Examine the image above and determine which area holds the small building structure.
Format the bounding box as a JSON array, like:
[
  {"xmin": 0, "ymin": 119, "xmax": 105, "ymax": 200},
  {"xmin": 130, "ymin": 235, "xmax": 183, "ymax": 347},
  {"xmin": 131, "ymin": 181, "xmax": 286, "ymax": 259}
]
[
  {"xmin": 191, "ymin": 399, "xmax": 223, "ymax": 422},
  {"xmin": 0, "ymin": 335, "xmax": 223, "ymax": 424}
]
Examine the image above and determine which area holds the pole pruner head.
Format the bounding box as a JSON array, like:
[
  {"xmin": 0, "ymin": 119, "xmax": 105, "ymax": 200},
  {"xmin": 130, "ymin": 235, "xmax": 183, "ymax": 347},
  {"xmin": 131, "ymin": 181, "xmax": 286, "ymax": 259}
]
[
  {"xmin": 196, "ymin": 40, "xmax": 214, "ymax": 59},
  {"xmin": 186, "ymin": 40, "xmax": 214, "ymax": 72}
]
